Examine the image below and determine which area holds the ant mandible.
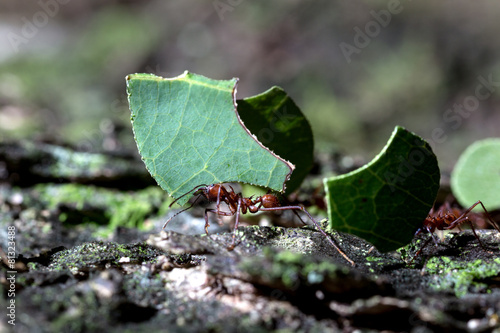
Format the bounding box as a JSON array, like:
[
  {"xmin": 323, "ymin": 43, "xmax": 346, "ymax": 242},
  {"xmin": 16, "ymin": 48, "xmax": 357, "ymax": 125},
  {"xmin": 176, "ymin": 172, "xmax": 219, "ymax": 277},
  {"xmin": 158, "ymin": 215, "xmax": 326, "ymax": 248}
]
[
  {"xmin": 410, "ymin": 200, "xmax": 500, "ymax": 262},
  {"xmin": 163, "ymin": 183, "xmax": 355, "ymax": 266}
]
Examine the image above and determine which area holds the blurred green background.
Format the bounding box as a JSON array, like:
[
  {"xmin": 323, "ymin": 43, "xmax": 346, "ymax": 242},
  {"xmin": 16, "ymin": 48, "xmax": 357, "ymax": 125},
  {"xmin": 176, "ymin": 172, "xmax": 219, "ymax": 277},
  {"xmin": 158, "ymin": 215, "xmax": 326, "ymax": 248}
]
[{"xmin": 1, "ymin": 0, "xmax": 499, "ymax": 171}]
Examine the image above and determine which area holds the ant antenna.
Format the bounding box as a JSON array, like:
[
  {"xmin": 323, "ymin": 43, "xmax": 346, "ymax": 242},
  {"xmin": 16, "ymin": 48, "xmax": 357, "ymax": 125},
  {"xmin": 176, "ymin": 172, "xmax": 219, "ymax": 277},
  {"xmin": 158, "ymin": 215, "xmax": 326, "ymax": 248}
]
[
  {"xmin": 162, "ymin": 184, "xmax": 208, "ymax": 229},
  {"xmin": 168, "ymin": 184, "xmax": 208, "ymax": 208}
]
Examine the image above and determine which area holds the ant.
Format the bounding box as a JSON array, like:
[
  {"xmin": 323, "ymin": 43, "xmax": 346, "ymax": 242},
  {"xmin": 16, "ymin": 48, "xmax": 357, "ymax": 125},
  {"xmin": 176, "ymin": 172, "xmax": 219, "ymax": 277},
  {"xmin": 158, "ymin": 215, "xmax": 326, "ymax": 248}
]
[
  {"xmin": 410, "ymin": 200, "xmax": 500, "ymax": 263},
  {"xmin": 163, "ymin": 183, "xmax": 355, "ymax": 266}
]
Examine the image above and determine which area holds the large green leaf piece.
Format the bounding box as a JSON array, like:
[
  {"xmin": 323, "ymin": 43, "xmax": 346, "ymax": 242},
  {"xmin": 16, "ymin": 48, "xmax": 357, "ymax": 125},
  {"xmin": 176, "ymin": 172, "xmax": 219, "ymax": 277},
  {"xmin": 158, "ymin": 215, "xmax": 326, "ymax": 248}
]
[
  {"xmin": 451, "ymin": 138, "xmax": 500, "ymax": 211},
  {"xmin": 324, "ymin": 126, "xmax": 440, "ymax": 252},
  {"xmin": 237, "ymin": 87, "xmax": 314, "ymax": 194},
  {"xmin": 126, "ymin": 72, "xmax": 294, "ymax": 204}
]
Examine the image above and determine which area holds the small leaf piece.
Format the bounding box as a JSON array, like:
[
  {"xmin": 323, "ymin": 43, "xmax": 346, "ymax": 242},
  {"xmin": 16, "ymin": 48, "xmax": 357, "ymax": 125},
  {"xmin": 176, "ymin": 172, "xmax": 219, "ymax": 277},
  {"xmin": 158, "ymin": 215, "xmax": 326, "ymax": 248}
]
[
  {"xmin": 324, "ymin": 126, "xmax": 440, "ymax": 252},
  {"xmin": 127, "ymin": 72, "xmax": 294, "ymax": 204},
  {"xmin": 451, "ymin": 138, "xmax": 500, "ymax": 211},
  {"xmin": 237, "ymin": 87, "xmax": 314, "ymax": 193}
]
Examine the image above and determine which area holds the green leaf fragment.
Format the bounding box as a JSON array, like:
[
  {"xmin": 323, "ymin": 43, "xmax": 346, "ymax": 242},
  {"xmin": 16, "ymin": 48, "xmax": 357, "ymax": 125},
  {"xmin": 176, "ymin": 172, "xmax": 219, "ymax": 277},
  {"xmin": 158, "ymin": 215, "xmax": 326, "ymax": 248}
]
[
  {"xmin": 237, "ymin": 86, "xmax": 314, "ymax": 194},
  {"xmin": 451, "ymin": 138, "xmax": 500, "ymax": 211},
  {"xmin": 126, "ymin": 71, "xmax": 294, "ymax": 205},
  {"xmin": 324, "ymin": 126, "xmax": 440, "ymax": 252}
]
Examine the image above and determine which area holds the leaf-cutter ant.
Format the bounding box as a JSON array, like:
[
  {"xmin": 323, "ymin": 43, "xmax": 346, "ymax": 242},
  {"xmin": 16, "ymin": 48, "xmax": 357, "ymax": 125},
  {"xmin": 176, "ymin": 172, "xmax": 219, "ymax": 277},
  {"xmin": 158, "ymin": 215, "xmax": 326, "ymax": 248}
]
[
  {"xmin": 163, "ymin": 184, "xmax": 355, "ymax": 266},
  {"xmin": 410, "ymin": 200, "xmax": 500, "ymax": 263}
]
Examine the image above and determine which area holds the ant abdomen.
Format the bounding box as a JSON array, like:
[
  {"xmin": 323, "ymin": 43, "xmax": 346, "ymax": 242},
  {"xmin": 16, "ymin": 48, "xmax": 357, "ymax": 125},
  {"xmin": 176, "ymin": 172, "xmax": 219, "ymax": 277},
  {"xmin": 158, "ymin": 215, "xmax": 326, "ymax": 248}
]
[{"xmin": 260, "ymin": 194, "xmax": 280, "ymax": 208}]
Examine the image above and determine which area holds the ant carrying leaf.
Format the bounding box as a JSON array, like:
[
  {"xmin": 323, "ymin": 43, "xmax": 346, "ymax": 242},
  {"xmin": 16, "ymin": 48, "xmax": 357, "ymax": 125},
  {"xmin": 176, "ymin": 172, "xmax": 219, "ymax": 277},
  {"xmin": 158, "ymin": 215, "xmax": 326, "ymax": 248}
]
[
  {"xmin": 409, "ymin": 200, "xmax": 500, "ymax": 263},
  {"xmin": 163, "ymin": 183, "xmax": 355, "ymax": 266}
]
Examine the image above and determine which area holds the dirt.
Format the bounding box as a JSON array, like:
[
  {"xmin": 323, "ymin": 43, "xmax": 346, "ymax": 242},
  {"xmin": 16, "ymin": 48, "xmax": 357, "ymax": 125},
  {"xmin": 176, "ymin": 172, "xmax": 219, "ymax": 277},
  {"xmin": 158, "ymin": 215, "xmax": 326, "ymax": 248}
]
[{"xmin": 1, "ymin": 141, "xmax": 500, "ymax": 333}]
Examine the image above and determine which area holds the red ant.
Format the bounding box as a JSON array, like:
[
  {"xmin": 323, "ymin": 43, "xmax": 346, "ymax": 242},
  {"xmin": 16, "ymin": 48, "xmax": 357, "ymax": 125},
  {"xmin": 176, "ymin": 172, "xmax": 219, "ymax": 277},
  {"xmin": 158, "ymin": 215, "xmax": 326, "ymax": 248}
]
[
  {"xmin": 410, "ymin": 200, "xmax": 500, "ymax": 262},
  {"xmin": 163, "ymin": 184, "xmax": 355, "ymax": 266}
]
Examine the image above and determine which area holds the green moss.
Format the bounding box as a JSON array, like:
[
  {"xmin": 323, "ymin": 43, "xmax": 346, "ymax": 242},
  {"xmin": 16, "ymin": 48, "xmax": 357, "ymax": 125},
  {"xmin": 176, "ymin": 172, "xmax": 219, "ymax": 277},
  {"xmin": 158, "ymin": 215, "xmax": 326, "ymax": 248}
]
[
  {"xmin": 365, "ymin": 256, "xmax": 383, "ymax": 262},
  {"xmin": 49, "ymin": 241, "xmax": 163, "ymax": 272},
  {"xmin": 34, "ymin": 184, "xmax": 172, "ymax": 233},
  {"xmin": 240, "ymin": 247, "xmax": 347, "ymax": 289},
  {"xmin": 27, "ymin": 262, "xmax": 37, "ymax": 270},
  {"xmin": 425, "ymin": 256, "xmax": 500, "ymax": 297},
  {"xmin": 27, "ymin": 279, "xmax": 110, "ymax": 332},
  {"xmin": 397, "ymin": 237, "xmax": 425, "ymax": 262},
  {"xmin": 273, "ymin": 248, "xmax": 304, "ymax": 263}
]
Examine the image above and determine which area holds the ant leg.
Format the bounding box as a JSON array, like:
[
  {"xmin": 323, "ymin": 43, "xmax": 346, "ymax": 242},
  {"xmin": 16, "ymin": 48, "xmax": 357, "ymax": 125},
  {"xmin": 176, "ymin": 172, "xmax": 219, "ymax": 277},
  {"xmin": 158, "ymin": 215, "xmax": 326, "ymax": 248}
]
[
  {"xmin": 446, "ymin": 214, "xmax": 492, "ymax": 254},
  {"xmin": 204, "ymin": 208, "xmax": 211, "ymax": 235},
  {"xmin": 227, "ymin": 197, "xmax": 242, "ymax": 251},
  {"xmin": 272, "ymin": 194, "xmax": 307, "ymax": 226},
  {"xmin": 427, "ymin": 226, "xmax": 440, "ymax": 246},
  {"xmin": 260, "ymin": 205, "xmax": 355, "ymax": 266},
  {"xmin": 204, "ymin": 208, "xmax": 233, "ymax": 236},
  {"xmin": 452, "ymin": 201, "xmax": 499, "ymax": 232},
  {"xmin": 265, "ymin": 204, "xmax": 307, "ymax": 226},
  {"xmin": 443, "ymin": 202, "xmax": 495, "ymax": 254},
  {"xmin": 215, "ymin": 184, "xmax": 224, "ymax": 226},
  {"xmin": 409, "ymin": 236, "xmax": 433, "ymax": 264},
  {"xmin": 292, "ymin": 210, "xmax": 307, "ymax": 226},
  {"xmin": 466, "ymin": 219, "xmax": 491, "ymax": 252},
  {"xmin": 446, "ymin": 200, "xmax": 498, "ymax": 251},
  {"xmin": 474, "ymin": 201, "xmax": 500, "ymax": 233}
]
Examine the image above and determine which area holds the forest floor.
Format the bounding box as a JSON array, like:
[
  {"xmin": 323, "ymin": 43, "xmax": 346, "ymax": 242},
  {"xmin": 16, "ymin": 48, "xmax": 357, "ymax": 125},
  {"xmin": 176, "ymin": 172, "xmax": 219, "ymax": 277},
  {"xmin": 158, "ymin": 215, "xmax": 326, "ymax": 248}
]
[{"xmin": 1, "ymin": 141, "xmax": 500, "ymax": 333}]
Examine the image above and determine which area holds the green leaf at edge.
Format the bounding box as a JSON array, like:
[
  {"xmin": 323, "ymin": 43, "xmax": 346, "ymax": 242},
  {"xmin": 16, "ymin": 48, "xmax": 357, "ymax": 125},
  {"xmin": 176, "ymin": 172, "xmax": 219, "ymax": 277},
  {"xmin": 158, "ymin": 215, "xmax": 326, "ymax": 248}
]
[
  {"xmin": 237, "ymin": 86, "xmax": 314, "ymax": 194},
  {"xmin": 451, "ymin": 138, "xmax": 500, "ymax": 211},
  {"xmin": 324, "ymin": 126, "xmax": 440, "ymax": 252}
]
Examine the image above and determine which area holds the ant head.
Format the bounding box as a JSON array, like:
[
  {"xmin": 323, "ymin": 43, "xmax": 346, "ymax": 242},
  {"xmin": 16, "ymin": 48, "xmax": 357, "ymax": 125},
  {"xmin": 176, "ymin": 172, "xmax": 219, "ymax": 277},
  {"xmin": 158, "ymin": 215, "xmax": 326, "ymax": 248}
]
[{"xmin": 203, "ymin": 184, "xmax": 223, "ymax": 201}]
